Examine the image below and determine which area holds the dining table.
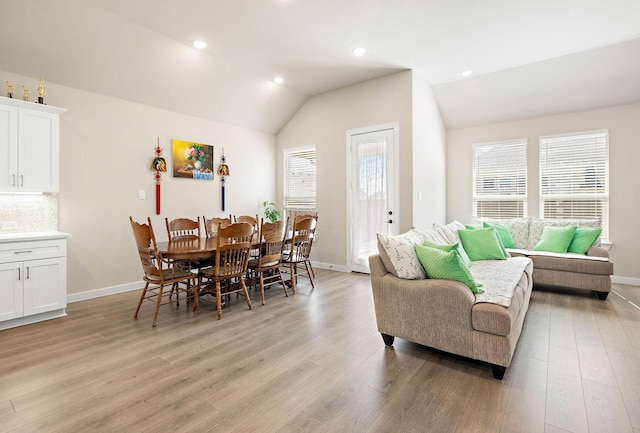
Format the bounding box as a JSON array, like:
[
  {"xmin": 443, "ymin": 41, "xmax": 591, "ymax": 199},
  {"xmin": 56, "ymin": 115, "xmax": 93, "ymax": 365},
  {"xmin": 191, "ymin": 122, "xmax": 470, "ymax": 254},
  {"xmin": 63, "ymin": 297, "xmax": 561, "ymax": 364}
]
[{"xmin": 156, "ymin": 234, "xmax": 261, "ymax": 261}]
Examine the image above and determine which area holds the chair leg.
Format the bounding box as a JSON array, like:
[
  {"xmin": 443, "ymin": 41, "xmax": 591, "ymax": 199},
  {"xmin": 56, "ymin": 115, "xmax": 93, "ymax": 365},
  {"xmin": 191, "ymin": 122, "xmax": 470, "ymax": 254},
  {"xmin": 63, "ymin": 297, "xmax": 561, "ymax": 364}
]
[
  {"xmin": 308, "ymin": 261, "xmax": 315, "ymax": 278},
  {"xmin": 289, "ymin": 262, "xmax": 296, "ymax": 295},
  {"xmin": 277, "ymin": 269, "xmax": 288, "ymax": 297},
  {"xmin": 259, "ymin": 272, "xmax": 265, "ymax": 305},
  {"xmin": 152, "ymin": 284, "xmax": 165, "ymax": 327},
  {"xmin": 241, "ymin": 277, "xmax": 252, "ymax": 311},
  {"xmin": 134, "ymin": 282, "xmax": 150, "ymax": 319},
  {"xmin": 193, "ymin": 277, "xmax": 200, "ymax": 314},
  {"xmin": 216, "ymin": 281, "xmax": 223, "ymax": 320},
  {"xmin": 304, "ymin": 261, "xmax": 315, "ymax": 288}
]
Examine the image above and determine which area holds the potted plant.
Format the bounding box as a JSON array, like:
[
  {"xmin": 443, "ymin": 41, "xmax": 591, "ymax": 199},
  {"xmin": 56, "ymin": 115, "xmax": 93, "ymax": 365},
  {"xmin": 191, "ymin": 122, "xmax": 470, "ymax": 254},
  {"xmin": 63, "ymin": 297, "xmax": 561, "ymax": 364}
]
[{"xmin": 262, "ymin": 201, "xmax": 282, "ymax": 222}]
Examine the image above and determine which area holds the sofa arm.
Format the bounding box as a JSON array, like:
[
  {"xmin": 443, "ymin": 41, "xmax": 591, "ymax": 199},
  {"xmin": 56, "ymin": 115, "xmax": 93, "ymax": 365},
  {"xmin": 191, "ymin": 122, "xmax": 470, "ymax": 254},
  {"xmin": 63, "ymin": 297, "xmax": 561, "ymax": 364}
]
[
  {"xmin": 369, "ymin": 254, "xmax": 476, "ymax": 358},
  {"xmin": 587, "ymin": 246, "xmax": 609, "ymax": 259}
]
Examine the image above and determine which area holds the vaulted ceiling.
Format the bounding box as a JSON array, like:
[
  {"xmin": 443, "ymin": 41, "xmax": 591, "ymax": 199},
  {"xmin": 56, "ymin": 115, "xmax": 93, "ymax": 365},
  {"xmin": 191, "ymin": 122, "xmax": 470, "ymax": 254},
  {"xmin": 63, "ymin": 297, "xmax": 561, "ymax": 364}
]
[{"xmin": 2, "ymin": 0, "xmax": 640, "ymax": 134}]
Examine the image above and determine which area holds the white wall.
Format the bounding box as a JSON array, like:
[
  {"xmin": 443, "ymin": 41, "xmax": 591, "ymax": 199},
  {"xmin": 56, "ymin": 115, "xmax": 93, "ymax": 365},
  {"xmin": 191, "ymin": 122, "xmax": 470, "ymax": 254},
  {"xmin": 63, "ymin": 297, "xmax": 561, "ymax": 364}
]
[
  {"xmin": 412, "ymin": 73, "xmax": 447, "ymax": 229},
  {"xmin": 0, "ymin": 70, "xmax": 276, "ymax": 295},
  {"xmin": 277, "ymin": 71, "xmax": 413, "ymax": 268},
  {"xmin": 277, "ymin": 70, "xmax": 446, "ymax": 269},
  {"xmin": 446, "ymin": 102, "xmax": 640, "ymax": 281}
]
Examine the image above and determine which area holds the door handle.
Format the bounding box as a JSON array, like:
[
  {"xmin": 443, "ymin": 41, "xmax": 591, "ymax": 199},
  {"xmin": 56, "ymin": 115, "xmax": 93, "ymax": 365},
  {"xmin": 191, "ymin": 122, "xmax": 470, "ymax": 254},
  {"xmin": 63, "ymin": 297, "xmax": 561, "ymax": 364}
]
[{"xmin": 387, "ymin": 219, "xmax": 393, "ymax": 224}]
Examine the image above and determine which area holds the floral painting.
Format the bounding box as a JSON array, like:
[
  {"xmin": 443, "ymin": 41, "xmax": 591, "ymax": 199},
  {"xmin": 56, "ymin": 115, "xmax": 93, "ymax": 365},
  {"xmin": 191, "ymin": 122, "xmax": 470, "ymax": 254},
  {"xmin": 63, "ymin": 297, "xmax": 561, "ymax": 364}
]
[{"xmin": 171, "ymin": 139, "xmax": 214, "ymax": 180}]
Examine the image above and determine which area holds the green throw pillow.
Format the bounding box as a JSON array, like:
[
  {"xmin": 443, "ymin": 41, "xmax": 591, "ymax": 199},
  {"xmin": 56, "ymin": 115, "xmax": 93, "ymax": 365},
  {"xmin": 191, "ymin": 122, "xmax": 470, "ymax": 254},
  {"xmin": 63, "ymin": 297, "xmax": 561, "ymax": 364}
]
[
  {"xmin": 457, "ymin": 228, "xmax": 508, "ymax": 261},
  {"xmin": 533, "ymin": 226, "xmax": 577, "ymax": 253},
  {"xmin": 422, "ymin": 239, "xmax": 472, "ymax": 268},
  {"xmin": 483, "ymin": 222, "xmax": 515, "ymax": 248},
  {"xmin": 567, "ymin": 227, "xmax": 602, "ymax": 254},
  {"xmin": 464, "ymin": 224, "xmax": 508, "ymax": 256},
  {"xmin": 414, "ymin": 244, "xmax": 483, "ymax": 293}
]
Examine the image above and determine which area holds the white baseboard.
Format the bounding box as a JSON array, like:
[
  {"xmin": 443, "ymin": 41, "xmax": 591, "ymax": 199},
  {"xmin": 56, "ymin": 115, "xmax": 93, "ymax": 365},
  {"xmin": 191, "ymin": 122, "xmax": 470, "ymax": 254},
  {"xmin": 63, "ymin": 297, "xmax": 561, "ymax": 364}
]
[
  {"xmin": 611, "ymin": 275, "xmax": 640, "ymax": 287},
  {"xmin": 67, "ymin": 263, "xmax": 349, "ymax": 304},
  {"xmin": 67, "ymin": 281, "xmax": 143, "ymax": 303},
  {"xmin": 310, "ymin": 261, "xmax": 348, "ymax": 273}
]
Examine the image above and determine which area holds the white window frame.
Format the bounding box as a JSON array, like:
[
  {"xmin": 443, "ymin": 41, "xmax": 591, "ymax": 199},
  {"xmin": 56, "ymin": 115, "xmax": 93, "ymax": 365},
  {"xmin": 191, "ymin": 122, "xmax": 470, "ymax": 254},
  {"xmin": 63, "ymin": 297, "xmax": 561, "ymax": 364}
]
[
  {"xmin": 472, "ymin": 139, "xmax": 528, "ymax": 219},
  {"xmin": 539, "ymin": 130, "xmax": 609, "ymax": 241},
  {"xmin": 283, "ymin": 146, "xmax": 316, "ymax": 214}
]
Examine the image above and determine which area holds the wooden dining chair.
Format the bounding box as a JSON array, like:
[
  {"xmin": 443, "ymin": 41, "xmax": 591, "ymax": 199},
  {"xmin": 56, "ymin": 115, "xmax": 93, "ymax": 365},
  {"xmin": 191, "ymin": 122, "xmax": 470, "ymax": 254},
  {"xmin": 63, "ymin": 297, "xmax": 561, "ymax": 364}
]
[
  {"xmin": 130, "ymin": 216, "xmax": 197, "ymax": 327},
  {"xmin": 248, "ymin": 218, "xmax": 289, "ymax": 305},
  {"xmin": 165, "ymin": 216, "xmax": 202, "ymax": 301},
  {"xmin": 282, "ymin": 216, "xmax": 317, "ymax": 294},
  {"xmin": 196, "ymin": 222, "xmax": 254, "ymax": 320},
  {"xmin": 165, "ymin": 217, "xmax": 201, "ymax": 239},
  {"xmin": 203, "ymin": 215, "xmax": 232, "ymax": 238},
  {"xmin": 235, "ymin": 214, "xmax": 259, "ymax": 231}
]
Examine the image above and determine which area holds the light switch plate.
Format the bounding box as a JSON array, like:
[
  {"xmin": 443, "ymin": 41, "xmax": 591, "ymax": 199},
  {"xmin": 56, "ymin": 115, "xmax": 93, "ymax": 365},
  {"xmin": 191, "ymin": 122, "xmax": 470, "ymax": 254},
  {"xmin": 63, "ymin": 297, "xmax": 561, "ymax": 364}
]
[{"xmin": 138, "ymin": 190, "xmax": 146, "ymax": 200}]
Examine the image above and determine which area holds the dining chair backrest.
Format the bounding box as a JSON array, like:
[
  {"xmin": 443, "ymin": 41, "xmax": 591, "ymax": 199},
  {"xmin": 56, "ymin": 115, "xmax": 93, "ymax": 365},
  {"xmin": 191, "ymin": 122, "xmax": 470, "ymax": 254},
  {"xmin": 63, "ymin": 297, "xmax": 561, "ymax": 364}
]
[
  {"xmin": 235, "ymin": 214, "xmax": 259, "ymax": 231},
  {"xmin": 214, "ymin": 222, "xmax": 254, "ymax": 278},
  {"xmin": 165, "ymin": 217, "xmax": 200, "ymax": 240},
  {"xmin": 289, "ymin": 216, "xmax": 316, "ymax": 261},
  {"xmin": 257, "ymin": 218, "xmax": 288, "ymax": 267},
  {"xmin": 203, "ymin": 216, "xmax": 232, "ymax": 237},
  {"xmin": 130, "ymin": 216, "xmax": 164, "ymax": 280}
]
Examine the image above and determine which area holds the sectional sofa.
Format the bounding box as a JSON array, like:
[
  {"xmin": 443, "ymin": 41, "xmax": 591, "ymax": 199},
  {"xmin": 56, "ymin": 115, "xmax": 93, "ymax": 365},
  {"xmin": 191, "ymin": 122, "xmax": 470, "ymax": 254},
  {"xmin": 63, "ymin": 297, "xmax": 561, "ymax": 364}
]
[{"xmin": 369, "ymin": 219, "xmax": 613, "ymax": 379}]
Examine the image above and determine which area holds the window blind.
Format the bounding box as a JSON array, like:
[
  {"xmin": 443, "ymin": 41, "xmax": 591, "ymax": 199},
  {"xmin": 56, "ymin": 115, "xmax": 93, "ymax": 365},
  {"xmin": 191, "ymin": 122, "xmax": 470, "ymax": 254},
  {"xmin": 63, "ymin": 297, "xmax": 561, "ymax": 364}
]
[
  {"xmin": 284, "ymin": 147, "xmax": 316, "ymax": 210},
  {"xmin": 539, "ymin": 130, "xmax": 609, "ymax": 240},
  {"xmin": 472, "ymin": 139, "xmax": 527, "ymax": 219}
]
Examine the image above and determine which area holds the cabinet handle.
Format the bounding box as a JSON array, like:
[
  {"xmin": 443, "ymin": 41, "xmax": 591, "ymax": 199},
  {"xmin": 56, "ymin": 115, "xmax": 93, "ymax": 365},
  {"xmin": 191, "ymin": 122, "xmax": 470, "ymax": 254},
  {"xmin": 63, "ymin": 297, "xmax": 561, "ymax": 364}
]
[
  {"xmin": 12, "ymin": 174, "xmax": 16, "ymax": 186},
  {"xmin": 14, "ymin": 250, "xmax": 33, "ymax": 254},
  {"xmin": 26, "ymin": 266, "xmax": 30, "ymax": 279},
  {"xmin": 17, "ymin": 267, "xmax": 21, "ymax": 281},
  {"xmin": 20, "ymin": 175, "xmax": 24, "ymax": 187}
]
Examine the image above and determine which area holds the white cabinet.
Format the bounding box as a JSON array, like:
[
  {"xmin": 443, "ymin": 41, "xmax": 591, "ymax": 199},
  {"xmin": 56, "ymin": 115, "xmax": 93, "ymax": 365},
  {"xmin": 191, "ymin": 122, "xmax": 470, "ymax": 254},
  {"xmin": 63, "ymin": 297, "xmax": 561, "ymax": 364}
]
[
  {"xmin": 0, "ymin": 96, "xmax": 65, "ymax": 193},
  {"xmin": 0, "ymin": 236, "xmax": 68, "ymax": 330}
]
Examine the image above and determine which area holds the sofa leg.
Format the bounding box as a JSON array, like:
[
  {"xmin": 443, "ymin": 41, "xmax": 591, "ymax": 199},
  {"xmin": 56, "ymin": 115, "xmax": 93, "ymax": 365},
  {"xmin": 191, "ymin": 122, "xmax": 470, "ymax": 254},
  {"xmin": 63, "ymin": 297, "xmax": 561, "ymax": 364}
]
[
  {"xmin": 491, "ymin": 364, "xmax": 506, "ymax": 380},
  {"xmin": 596, "ymin": 291, "xmax": 609, "ymax": 301},
  {"xmin": 381, "ymin": 333, "xmax": 395, "ymax": 346}
]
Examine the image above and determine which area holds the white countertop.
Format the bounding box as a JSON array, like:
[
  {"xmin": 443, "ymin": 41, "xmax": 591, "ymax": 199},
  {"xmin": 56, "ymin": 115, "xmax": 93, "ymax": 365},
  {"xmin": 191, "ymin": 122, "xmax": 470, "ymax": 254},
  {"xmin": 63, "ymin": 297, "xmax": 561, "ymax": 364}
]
[{"xmin": 0, "ymin": 231, "xmax": 71, "ymax": 243}]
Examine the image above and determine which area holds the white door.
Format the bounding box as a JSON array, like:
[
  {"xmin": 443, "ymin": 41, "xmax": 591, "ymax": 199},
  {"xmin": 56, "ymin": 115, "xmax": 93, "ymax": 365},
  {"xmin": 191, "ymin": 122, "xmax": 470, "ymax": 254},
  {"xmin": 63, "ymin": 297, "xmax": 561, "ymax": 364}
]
[{"xmin": 347, "ymin": 124, "xmax": 398, "ymax": 273}]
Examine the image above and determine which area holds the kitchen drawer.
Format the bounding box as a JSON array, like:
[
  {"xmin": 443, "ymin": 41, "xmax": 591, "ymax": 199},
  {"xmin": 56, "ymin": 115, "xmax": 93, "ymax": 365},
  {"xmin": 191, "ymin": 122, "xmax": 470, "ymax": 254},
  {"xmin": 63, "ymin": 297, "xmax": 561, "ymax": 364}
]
[{"xmin": 0, "ymin": 239, "xmax": 66, "ymax": 264}]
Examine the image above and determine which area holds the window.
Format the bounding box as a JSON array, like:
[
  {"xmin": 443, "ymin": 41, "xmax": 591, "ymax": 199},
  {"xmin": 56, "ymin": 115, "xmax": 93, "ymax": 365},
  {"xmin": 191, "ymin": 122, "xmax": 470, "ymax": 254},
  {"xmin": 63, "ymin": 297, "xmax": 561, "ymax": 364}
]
[
  {"xmin": 283, "ymin": 147, "xmax": 316, "ymax": 213},
  {"xmin": 472, "ymin": 139, "xmax": 527, "ymax": 218},
  {"xmin": 539, "ymin": 130, "xmax": 609, "ymax": 240}
]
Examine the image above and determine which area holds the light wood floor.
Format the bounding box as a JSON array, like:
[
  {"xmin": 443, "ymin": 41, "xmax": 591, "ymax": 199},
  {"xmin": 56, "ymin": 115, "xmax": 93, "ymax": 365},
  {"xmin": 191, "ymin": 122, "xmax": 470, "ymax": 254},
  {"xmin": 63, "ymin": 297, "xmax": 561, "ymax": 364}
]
[{"xmin": 1, "ymin": 270, "xmax": 639, "ymax": 433}]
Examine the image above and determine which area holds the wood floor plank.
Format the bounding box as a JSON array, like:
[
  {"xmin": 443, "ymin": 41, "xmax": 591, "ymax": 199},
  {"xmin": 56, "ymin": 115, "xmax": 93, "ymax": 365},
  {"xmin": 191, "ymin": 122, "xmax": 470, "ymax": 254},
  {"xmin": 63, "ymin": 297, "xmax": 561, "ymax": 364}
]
[
  {"xmin": 582, "ymin": 378, "xmax": 634, "ymax": 433},
  {"xmin": 0, "ymin": 270, "xmax": 638, "ymax": 432}
]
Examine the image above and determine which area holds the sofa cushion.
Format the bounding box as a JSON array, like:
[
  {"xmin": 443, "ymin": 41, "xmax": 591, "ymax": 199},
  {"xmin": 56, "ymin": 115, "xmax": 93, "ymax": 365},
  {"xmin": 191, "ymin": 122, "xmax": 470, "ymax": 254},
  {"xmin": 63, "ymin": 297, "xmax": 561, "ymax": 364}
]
[
  {"xmin": 458, "ymin": 228, "xmax": 508, "ymax": 261},
  {"xmin": 376, "ymin": 229, "xmax": 427, "ymax": 279},
  {"xmin": 423, "ymin": 239, "xmax": 472, "ymax": 268},
  {"xmin": 533, "ymin": 226, "xmax": 577, "ymax": 253},
  {"xmin": 483, "ymin": 222, "xmax": 515, "ymax": 248},
  {"xmin": 526, "ymin": 218, "xmax": 600, "ymax": 250},
  {"xmin": 415, "ymin": 244, "xmax": 483, "ymax": 293},
  {"xmin": 474, "ymin": 217, "xmax": 530, "ymax": 249},
  {"xmin": 433, "ymin": 220, "xmax": 465, "ymax": 244},
  {"xmin": 525, "ymin": 252, "xmax": 613, "ymax": 275},
  {"xmin": 471, "ymin": 258, "xmax": 533, "ymax": 336},
  {"xmin": 568, "ymin": 227, "xmax": 602, "ymax": 254}
]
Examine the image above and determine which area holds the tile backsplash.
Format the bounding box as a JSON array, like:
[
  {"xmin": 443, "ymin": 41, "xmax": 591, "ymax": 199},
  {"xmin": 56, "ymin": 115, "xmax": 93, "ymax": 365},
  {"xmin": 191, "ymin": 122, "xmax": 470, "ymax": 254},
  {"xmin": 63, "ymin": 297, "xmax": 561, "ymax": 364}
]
[{"xmin": 0, "ymin": 194, "xmax": 58, "ymax": 232}]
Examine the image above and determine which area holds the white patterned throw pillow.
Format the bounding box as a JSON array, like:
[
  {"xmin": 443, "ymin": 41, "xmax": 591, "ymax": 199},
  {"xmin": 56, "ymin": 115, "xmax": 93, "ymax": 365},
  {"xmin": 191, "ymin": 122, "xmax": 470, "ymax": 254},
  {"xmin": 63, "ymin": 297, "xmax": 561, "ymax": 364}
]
[{"xmin": 376, "ymin": 229, "xmax": 427, "ymax": 279}]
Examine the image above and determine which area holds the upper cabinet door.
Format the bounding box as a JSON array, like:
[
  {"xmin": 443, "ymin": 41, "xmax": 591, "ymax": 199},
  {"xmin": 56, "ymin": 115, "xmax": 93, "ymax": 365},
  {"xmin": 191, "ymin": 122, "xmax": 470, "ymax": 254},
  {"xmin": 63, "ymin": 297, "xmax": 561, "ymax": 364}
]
[
  {"xmin": 17, "ymin": 108, "xmax": 60, "ymax": 192},
  {"xmin": 0, "ymin": 104, "xmax": 18, "ymax": 192}
]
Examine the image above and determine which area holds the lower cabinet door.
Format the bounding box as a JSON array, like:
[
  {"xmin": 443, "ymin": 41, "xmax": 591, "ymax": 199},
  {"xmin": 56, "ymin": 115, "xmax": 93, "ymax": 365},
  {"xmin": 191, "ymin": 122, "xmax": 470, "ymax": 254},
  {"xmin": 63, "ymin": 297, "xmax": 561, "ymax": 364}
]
[
  {"xmin": 0, "ymin": 262, "xmax": 23, "ymax": 321},
  {"xmin": 23, "ymin": 257, "xmax": 66, "ymax": 316}
]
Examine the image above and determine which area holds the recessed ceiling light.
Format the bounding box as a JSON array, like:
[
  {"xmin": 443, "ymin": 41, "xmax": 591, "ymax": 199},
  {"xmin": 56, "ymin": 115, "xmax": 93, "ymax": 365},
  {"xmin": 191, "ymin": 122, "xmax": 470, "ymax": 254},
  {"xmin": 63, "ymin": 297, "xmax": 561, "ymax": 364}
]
[
  {"xmin": 461, "ymin": 70, "xmax": 473, "ymax": 77},
  {"xmin": 192, "ymin": 40, "xmax": 207, "ymax": 49},
  {"xmin": 353, "ymin": 47, "xmax": 366, "ymax": 56},
  {"xmin": 274, "ymin": 77, "xmax": 284, "ymax": 84}
]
